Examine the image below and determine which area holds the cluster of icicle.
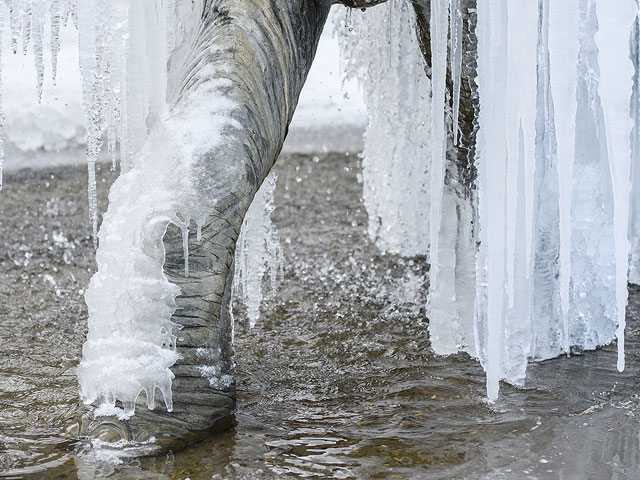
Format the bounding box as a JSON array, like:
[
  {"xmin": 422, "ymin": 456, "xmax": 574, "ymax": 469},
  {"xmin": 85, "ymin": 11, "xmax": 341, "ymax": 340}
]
[
  {"xmin": 343, "ymin": 0, "xmax": 640, "ymax": 400},
  {"xmin": 233, "ymin": 171, "xmax": 283, "ymax": 328},
  {"xmin": 0, "ymin": 0, "xmax": 282, "ymax": 415},
  {"xmin": 0, "ymin": 0, "xmax": 73, "ymax": 187}
]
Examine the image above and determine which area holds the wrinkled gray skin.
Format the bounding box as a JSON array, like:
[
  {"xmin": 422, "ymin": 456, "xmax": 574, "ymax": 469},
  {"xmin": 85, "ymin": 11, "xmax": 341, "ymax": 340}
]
[{"xmin": 76, "ymin": 0, "xmax": 477, "ymax": 453}]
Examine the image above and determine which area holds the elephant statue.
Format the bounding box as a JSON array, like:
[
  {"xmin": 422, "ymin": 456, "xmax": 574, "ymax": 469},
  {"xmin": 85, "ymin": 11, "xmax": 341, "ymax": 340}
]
[{"xmin": 76, "ymin": 0, "xmax": 479, "ymax": 453}]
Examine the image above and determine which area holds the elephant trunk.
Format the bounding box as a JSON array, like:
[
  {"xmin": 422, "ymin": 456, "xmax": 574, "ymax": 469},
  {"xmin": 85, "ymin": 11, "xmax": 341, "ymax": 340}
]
[{"xmin": 78, "ymin": 0, "xmax": 332, "ymax": 451}]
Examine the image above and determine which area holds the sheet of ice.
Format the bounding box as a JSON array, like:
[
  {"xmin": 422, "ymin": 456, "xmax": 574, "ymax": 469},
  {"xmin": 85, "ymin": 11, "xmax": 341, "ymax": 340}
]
[{"xmin": 337, "ymin": 0, "xmax": 431, "ymax": 258}]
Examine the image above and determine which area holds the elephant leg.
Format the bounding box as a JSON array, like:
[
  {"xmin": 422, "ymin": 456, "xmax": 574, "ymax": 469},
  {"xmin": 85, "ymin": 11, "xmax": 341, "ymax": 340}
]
[{"xmin": 77, "ymin": 0, "xmax": 334, "ymax": 452}]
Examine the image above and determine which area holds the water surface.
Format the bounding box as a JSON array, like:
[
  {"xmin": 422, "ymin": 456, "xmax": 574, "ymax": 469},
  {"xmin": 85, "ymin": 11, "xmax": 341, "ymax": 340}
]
[{"xmin": 0, "ymin": 152, "xmax": 639, "ymax": 479}]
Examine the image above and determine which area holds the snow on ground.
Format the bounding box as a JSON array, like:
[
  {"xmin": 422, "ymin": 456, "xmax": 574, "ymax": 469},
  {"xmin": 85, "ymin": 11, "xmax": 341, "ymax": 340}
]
[{"xmin": 2, "ymin": 10, "xmax": 365, "ymax": 171}]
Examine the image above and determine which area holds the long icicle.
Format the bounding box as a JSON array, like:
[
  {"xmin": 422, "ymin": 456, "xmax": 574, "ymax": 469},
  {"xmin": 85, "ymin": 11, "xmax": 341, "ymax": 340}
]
[
  {"xmin": 594, "ymin": 0, "xmax": 637, "ymax": 372},
  {"xmin": 476, "ymin": 0, "xmax": 509, "ymax": 400},
  {"xmin": 76, "ymin": 0, "xmax": 100, "ymax": 246},
  {"xmin": 0, "ymin": 2, "xmax": 4, "ymax": 190},
  {"xmin": 449, "ymin": 0, "xmax": 462, "ymax": 146},
  {"xmin": 427, "ymin": 0, "xmax": 449, "ymax": 297},
  {"xmin": 548, "ymin": 0, "xmax": 580, "ymax": 356}
]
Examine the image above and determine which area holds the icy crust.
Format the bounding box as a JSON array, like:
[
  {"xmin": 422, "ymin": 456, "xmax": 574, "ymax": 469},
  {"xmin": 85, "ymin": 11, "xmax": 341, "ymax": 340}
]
[{"xmin": 78, "ymin": 73, "xmax": 238, "ymax": 414}]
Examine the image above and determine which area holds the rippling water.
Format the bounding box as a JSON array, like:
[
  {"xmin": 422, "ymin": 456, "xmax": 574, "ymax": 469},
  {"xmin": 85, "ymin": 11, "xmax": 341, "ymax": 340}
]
[{"xmin": 1, "ymin": 152, "xmax": 639, "ymax": 479}]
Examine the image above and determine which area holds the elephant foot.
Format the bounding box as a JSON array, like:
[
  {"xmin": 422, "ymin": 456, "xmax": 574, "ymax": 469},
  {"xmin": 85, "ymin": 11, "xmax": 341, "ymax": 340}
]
[{"xmin": 67, "ymin": 387, "xmax": 236, "ymax": 456}]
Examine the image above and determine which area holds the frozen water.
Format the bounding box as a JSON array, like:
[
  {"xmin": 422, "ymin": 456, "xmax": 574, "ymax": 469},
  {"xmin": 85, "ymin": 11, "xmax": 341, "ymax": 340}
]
[
  {"xmin": 632, "ymin": 16, "xmax": 640, "ymax": 287},
  {"xmin": 1, "ymin": 20, "xmax": 84, "ymax": 154},
  {"xmin": 337, "ymin": 0, "xmax": 430, "ymax": 258},
  {"xmin": 594, "ymin": 0, "xmax": 637, "ymax": 371},
  {"xmin": 78, "ymin": 73, "xmax": 238, "ymax": 413},
  {"xmin": 233, "ymin": 172, "xmax": 283, "ymax": 328},
  {"xmin": 0, "ymin": 3, "xmax": 4, "ymax": 188},
  {"xmin": 1, "ymin": 0, "xmax": 640, "ymax": 409},
  {"xmin": 345, "ymin": 0, "xmax": 639, "ymax": 399}
]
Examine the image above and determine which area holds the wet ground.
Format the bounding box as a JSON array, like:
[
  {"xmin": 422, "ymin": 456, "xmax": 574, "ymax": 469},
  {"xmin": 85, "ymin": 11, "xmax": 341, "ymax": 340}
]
[{"xmin": 1, "ymin": 152, "xmax": 639, "ymax": 479}]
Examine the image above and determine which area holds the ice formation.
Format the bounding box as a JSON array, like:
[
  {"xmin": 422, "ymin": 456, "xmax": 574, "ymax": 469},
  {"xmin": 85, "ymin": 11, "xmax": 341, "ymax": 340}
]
[
  {"xmin": 0, "ymin": 3, "xmax": 4, "ymax": 187},
  {"xmin": 344, "ymin": 0, "xmax": 640, "ymax": 399},
  {"xmin": 233, "ymin": 171, "xmax": 283, "ymax": 328},
  {"xmin": 2, "ymin": 0, "xmax": 640, "ymax": 410},
  {"xmin": 2, "ymin": 22, "xmax": 85, "ymax": 153},
  {"xmin": 338, "ymin": 1, "xmax": 431, "ymax": 257},
  {"xmin": 632, "ymin": 17, "xmax": 640, "ymax": 287}
]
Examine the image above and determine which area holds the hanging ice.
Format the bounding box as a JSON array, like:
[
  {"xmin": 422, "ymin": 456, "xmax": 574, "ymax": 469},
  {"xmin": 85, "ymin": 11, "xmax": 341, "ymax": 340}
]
[
  {"xmin": 1, "ymin": 0, "xmax": 640, "ymax": 410},
  {"xmin": 0, "ymin": 3, "xmax": 4, "ymax": 189},
  {"xmin": 632, "ymin": 16, "xmax": 640, "ymax": 287},
  {"xmin": 342, "ymin": 0, "xmax": 640, "ymax": 400},
  {"xmin": 233, "ymin": 172, "xmax": 283, "ymax": 328},
  {"xmin": 475, "ymin": 0, "xmax": 634, "ymax": 397},
  {"xmin": 594, "ymin": 0, "xmax": 637, "ymax": 371},
  {"xmin": 337, "ymin": 0, "xmax": 431, "ymax": 258}
]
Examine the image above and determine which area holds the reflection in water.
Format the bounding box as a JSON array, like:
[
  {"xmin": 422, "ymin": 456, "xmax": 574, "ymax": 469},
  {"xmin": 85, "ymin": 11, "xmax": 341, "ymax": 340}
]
[{"xmin": 0, "ymin": 153, "xmax": 639, "ymax": 479}]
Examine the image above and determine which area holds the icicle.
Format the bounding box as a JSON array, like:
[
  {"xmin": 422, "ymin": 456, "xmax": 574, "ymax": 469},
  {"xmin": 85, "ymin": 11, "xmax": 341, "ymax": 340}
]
[
  {"xmin": 594, "ymin": 0, "xmax": 636, "ymax": 372},
  {"xmin": 233, "ymin": 172, "xmax": 282, "ymax": 328},
  {"xmin": 76, "ymin": 0, "xmax": 100, "ymax": 245},
  {"xmin": 428, "ymin": 0, "xmax": 449, "ymax": 294},
  {"xmin": 631, "ymin": 15, "xmax": 640, "ymax": 286},
  {"xmin": 475, "ymin": 0, "xmax": 511, "ymax": 401},
  {"xmin": 449, "ymin": 0, "xmax": 462, "ymax": 145},
  {"xmin": 0, "ymin": 2, "xmax": 4, "ymax": 190},
  {"xmin": 62, "ymin": 0, "xmax": 75, "ymax": 27},
  {"xmin": 49, "ymin": 0, "xmax": 61, "ymax": 83},
  {"xmin": 22, "ymin": 0, "xmax": 32, "ymax": 55},
  {"xmin": 31, "ymin": 0, "xmax": 45, "ymax": 101},
  {"xmin": 501, "ymin": 0, "xmax": 537, "ymax": 385},
  {"xmin": 7, "ymin": 0, "xmax": 19, "ymax": 54},
  {"xmin": 548, "ymin": 0, "xmax": 580, "ymax": 356},
  {"xmin": 181, "ymin": 222, "xmax": 189, "ymax": 277}
]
